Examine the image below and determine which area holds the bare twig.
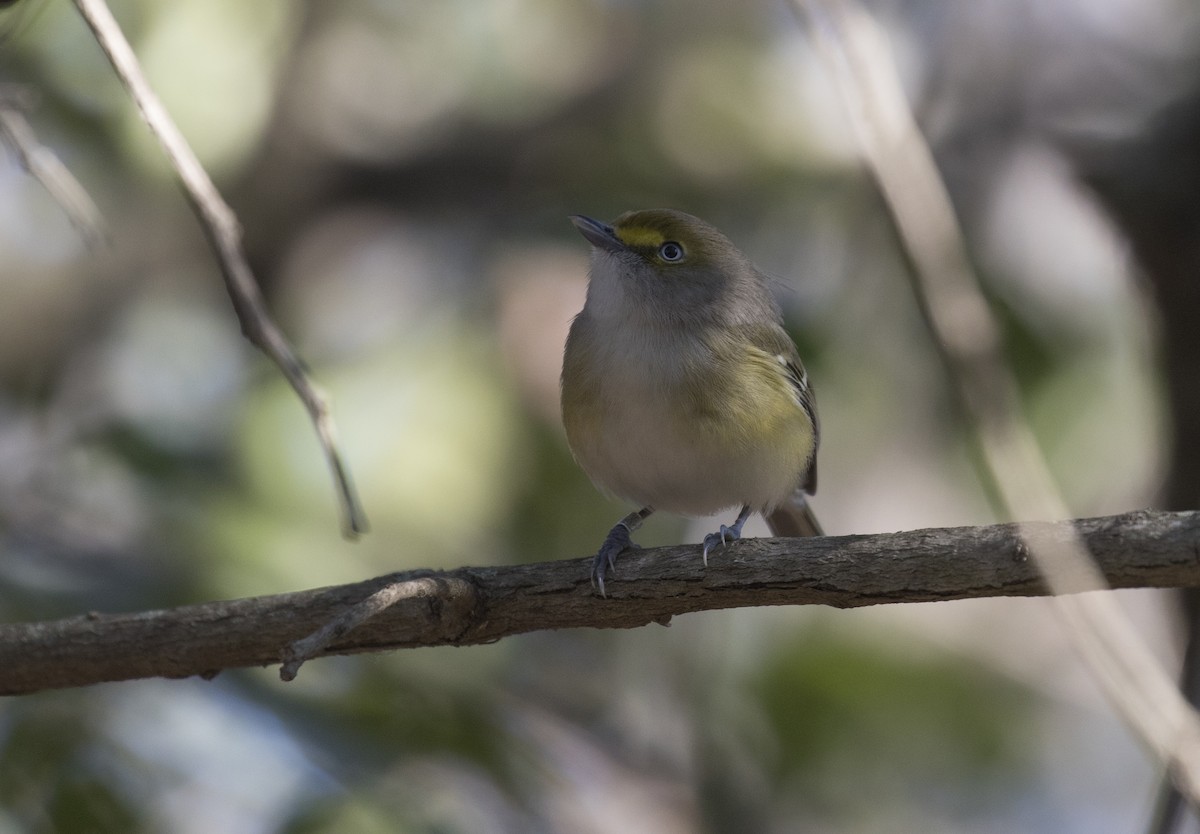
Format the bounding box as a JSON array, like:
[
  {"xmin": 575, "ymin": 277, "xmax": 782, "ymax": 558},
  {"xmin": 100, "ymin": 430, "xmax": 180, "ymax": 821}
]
[
  {"xmin": 279, "ymin": 578, "xmax": 449, "ymax": 680},
  {"xmin": 0, "ymin": 510, "xmax": 1196, "ymax": 696},
  {"xmin": 791, "ymin": 0, "xmax": 1200, "ymax": 804},
  {"xmin": 0, "ymin": 87, "xmax": 106, "ymax": 247},
  {"xmin": 70, "ymin": 0, "xmax": 367, "ymax": 537}
]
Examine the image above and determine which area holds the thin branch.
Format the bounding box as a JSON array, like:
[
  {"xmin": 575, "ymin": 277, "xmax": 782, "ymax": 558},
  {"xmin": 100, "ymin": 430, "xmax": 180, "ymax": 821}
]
[
  {"xmin": 792, "ymin": 0, "xmax": 1200, "ymax": 804},
  {"xmin": 0, "ymin": 510, "xmax": 1198, "ymax": 696},
  {"xmin": 70, "ymin": 0, "xmax": 367, "ymax": 537},
  {"xmin": 279, "ymin": 579, "xmax": 425, "ymax": 681},
  {"xmin": 0, "ymin": 87, "xmax": 106, "ymax": 247}
]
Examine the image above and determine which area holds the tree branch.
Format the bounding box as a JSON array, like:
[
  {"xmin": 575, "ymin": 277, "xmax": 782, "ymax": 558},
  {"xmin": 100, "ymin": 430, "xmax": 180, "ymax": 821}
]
[
  {"xmin": 791, "ymin": 0, "xmax": 1200, "ymax": 804},
  {"xmin": 1, "ymin": 509, "xmax": 1197, "ymax": 696},
  {"xmin": 71, "ymin": 0, "xmax": 368, "ymax": 537},
  {"xmin": 0, "ymin": 87, "xmax": 107, "ymax": 247}
]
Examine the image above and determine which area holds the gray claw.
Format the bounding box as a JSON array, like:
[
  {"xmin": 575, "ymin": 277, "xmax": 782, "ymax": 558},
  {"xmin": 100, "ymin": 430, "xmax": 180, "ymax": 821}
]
[
  {"xmin": 701, "ymin": 524, "xmax": 739, "ymax": 566},
  {"xmin": 591, "ymin": 524, "xmax": 639, "ymax": 597},
  {"xmin": 701, "ymin": 506, "xmax": 753, "ymax": 567}
]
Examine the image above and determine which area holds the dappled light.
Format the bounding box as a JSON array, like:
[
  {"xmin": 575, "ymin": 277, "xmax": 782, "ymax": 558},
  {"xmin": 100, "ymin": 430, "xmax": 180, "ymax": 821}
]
[{"xmin": 1, "ymin": 0, "xmax": 1197, "ymax": 831}]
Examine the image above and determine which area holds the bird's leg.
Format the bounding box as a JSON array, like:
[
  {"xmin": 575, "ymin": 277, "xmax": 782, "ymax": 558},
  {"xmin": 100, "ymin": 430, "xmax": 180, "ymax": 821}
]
[
  {"xmin": 702, "ymin": 504, "xmax": 753, "ymax": 565},
  {"xmin": 592, "ymin": 506, "xmax": 654, "ymax": 597}
]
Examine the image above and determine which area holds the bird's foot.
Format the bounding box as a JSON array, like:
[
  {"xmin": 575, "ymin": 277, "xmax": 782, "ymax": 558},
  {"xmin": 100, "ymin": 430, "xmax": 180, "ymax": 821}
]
[
  {"xmin": 590, "ymin": 507, "xmax": 653, "ymax": 596},
  {"xmin": 701, "ymin": 505, "xmax": 753, "ymax": 566},
  {"xmin": 591, "ymin": 522, "xmax": 639, "ymax": 597},
  {"xmin": 701, "ymin": 526, "xmax": 740, "ymax": 566}
]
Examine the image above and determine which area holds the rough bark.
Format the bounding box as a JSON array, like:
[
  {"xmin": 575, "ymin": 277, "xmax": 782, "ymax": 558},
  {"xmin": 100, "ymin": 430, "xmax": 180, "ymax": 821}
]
[{"xmin": 1, "ymin": 509, "xmax": 1197, "ymax": 696}]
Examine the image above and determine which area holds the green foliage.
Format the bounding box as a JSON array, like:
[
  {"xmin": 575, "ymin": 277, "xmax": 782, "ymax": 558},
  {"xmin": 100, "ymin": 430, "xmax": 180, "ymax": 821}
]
[
  {"xmin": 0, "ymin": 694, "xmax": 141, "ymax": 834},
  {"xmin": 754, "ymin": 631, "xmax": 1032, "ymax": 792}
]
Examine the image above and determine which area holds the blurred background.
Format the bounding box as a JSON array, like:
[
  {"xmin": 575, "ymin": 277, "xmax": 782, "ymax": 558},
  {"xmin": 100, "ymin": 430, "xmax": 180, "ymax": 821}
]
[{"xmin": 2, "ymin": 0, "xmax": 1199, "ymax": 831}]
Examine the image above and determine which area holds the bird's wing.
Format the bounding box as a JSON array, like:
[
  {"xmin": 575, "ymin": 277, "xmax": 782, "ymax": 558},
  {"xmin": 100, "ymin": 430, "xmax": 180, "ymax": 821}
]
[{"xmin": 746, "ymin": 323, "xmax": 819, "ymax": 494}]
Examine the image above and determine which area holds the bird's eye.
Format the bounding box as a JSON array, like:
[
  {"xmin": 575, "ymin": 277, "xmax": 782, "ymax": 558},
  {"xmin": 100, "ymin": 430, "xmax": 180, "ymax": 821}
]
[{"xmin": 658, "ymin": 241, "xmax": 685, "ymax": 262}]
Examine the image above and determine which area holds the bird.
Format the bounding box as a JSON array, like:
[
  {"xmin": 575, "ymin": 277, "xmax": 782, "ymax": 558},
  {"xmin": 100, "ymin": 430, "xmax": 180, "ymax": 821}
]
[{"xmin": 561, "ymin": 209, "xmax": 822, "ymax": 595}]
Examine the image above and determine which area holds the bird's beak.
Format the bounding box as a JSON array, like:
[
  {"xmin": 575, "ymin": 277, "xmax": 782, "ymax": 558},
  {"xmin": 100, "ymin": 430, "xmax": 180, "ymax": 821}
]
[{"xmin": 570, "ymin": 215, "xmax": 626, "ymax": 254}]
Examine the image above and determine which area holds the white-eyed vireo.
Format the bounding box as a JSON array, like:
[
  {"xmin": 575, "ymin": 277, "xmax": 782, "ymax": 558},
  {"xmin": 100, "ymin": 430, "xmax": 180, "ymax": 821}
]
[{"xmin": 562, "ymin": 209, "xmax": 822, "ymax": 595}]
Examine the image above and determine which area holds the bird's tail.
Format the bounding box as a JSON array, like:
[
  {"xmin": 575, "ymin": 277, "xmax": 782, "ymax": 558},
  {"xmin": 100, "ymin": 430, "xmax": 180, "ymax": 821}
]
[{"xmin": 766, "ymin": 493, "xmax": 824, "ymax": 538}]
